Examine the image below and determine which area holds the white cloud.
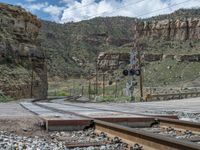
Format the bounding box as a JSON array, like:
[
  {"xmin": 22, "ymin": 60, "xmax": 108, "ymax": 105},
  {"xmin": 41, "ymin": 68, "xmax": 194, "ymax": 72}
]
[
  {"xmin": 18, "ymin": 2, "xmax": 64, "ymax": 22},
  {"xmin": 19, "ymin": 0, "xmax": 200, "ymax": 23},
  {"xmin": 19, "ymin": 2, "xmax": 49, "ymax": 11},
  {"xmin": 60, "ymin": 0, "xmax": 200, "ymax": 23},
  {"xmin": 43, "ymin": 5, "xmax": 65, "ymax": 21},
  {"xmin": 25, "ymin": 0, "xmax": 37, "ymax": 2}
]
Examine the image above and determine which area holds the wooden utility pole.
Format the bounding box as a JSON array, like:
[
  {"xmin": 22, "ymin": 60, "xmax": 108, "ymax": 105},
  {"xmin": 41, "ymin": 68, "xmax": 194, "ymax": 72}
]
[
  {"xmin": 95, "ymin": 51, "xmax": 98, "ymax": 96},
  {"xmin": 115, "ymin": 79, "xmax": 118, "ymax": 98},
  {"xmin": 103, "ymin": 73, "xmax": 105, "ymax": 98},
  {"xmin": 134, "ymin": 20, "xmax": 144, "ymax": 101},
  {"xmin": 88, "ymin": 77, "xmax": 91, "ymax": 100},
  {"xmin": 133, "ymin": 20, "xmax": 143, "ymax": 100},
  {"xmin": 138, "ymin": 47, "xmax": 144, "ymax": 101},
  {"xmin": 81, "ymin": 86, "xmax": 84, "ymax": 96},
  {"xmin": 30, "ymin": 58, "xmax": 34, "ymax": 98}
]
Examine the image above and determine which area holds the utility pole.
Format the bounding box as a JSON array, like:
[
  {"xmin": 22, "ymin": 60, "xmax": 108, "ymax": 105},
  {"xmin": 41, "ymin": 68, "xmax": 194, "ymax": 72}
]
[
  {"xmin": 115, "ymin": 79, "xmax": 118, "ymax": 98},
  {"xmin": 88, "ymin": 77, "xmax": 91, "ymax": 100},
  {"xmin": 134, "ymin": 19, "xmax": 144, "ymax": 102},
  {"xmin": 81, "ymin": 85, "xmax": 84, "ymax": 96},
  {"xmin": 30, "ymin": 58, "xmax": 34, "ymax": 98},
  {"xmin": 138, "ymin": 47, "xmax": 144, "ymax": 101},
  {"xmin": 95, "ymin": 50, "xmax": 98, "ymax": 96},
  {"xmin": 103, "ymin": 73, "xmax": 105, "ymax": 98}
]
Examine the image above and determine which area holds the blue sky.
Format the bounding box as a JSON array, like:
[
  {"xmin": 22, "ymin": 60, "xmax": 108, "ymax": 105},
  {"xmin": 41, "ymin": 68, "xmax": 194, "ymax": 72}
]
[{"xmin": 0, "ymin": 0, "xmax": 199, "ymax": 23}]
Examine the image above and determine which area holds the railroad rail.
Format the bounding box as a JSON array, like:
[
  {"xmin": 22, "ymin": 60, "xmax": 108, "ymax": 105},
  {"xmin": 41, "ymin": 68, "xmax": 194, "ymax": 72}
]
[
  {"xmin": 157, "ymin": 118, "xmax": 200, "ymax": 133},
  {"xmin": 62, "ymin": 102, "xmax": 200, "ymax": 132},
  {"xmin": 31, "ymin": 102, "xmax": 200, "ymax": 150},
  {"xmin": 94, "ymin": 120, "xmax": 200, "ymax": 150}
]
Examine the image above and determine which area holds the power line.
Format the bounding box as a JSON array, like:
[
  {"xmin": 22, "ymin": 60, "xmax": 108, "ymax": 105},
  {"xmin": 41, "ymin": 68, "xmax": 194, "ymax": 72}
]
[
  {"xmin": 89, "ymin": 0, "xmax": 194, "ymax": 20},
  {"xmin": 89, "ymin": 0, "xmax": 147, "ymax": 19},
  {"xmin": 62, "ymin": 1, "xmax": 98, "ymax": 14},
  {"xmin": 63, "ymin": 0, "xmax": 146, "ymax": 15},
  {"xmin": 136, "ymin": 0, "xmax": 194, "ymax": 18},
  {"xmin": 101, "ymin": 0, "xmax": 147, "ymax": 16}
]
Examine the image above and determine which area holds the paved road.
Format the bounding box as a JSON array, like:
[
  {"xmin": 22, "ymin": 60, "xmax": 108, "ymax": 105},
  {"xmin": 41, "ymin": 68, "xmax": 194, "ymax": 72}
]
[
  {"xmin": 0, "ymin": 97, "xmax": 200, "ymax": 120},
  {"xmin": 0, "ymin": 103, "xmax": 33, "ymax": 117},
  {"xmin": 52, "ymin": 97, "xmax": 200, "ymax": 114}
]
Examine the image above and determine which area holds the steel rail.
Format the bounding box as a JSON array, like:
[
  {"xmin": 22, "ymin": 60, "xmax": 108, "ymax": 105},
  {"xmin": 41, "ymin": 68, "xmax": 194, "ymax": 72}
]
[
  {"xmin": 56, "ymin": 102, "xmax": 200, "ymax": 132},
  {"xmin": 33, "ymin": 102, "xmax": 200, "ymax": 150},
  {"xmin": 35, "ymin": 101, "xmax": 200, "ymax": 133},
  {"xmin": 94, "ymin": 120, "xmax": 200, "ymax": 150},
  {"xmin": 157, "ymin": 118, "xmax": 200, "ymax": 132}
]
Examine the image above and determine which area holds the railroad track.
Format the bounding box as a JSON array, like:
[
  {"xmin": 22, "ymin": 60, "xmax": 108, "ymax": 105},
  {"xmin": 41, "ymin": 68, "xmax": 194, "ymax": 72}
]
[
  {"xmin": 53, "ymin": 101, "xmax": 200, "ymax": 132},
  {"xmin": 32, "ymin": 102, "xmax": 200, "ymax": 150},
  {"xmin": 47, "ymin": 101, "xmax": 200, "ymax": 132}
]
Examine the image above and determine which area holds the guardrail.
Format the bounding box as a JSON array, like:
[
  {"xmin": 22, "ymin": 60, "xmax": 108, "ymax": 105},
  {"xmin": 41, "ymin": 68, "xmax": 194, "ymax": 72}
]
[{"xmin": 145, "ymin": 91, "xmax": 200, "ymax": 101}]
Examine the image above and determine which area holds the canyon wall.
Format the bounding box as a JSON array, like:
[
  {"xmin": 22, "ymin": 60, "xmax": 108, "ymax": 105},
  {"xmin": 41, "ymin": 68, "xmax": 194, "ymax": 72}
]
[
  {"xmin": 0, "ymin": 3, "xmax": 47, "ymax": 99},
  {"xmin": 135, "ymin": 18, "xmax": 200, "ymax": 40}
]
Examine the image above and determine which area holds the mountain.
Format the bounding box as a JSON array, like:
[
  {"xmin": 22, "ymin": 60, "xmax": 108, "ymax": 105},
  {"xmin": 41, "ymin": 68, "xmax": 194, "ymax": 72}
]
[
  {"xmin": 39, "ymin": 17, "xmax": 137, "ymax": 77},
  {"xmin": 1, "ymin": 2, "xmax": 200, "ymax": 100},
  {"xmin": 39, "ymin": 8, "xmax": 200, "ymax": 87}
]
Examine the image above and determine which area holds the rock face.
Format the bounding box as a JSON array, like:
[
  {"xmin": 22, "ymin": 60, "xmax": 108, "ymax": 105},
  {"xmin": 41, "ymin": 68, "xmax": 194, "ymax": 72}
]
[
  {"xmin": 97, "ymin": 52, "xmax": 130, "ymax": 71},
  {"xmin": 135, "ymin": 18, "xmax": 200, "ymax": 40},
  {"xmin": 175, "ymin": 54, "xmax": 200, "ymax": 62},
  {"xmin": 144, "ymin": 54, "xmax": 163, "ymax": 61},
  {"xmin": 0, "ymin": 3, "xmax": 47, "ymax": 99},
  {"xmin": 97, "ymin": 52, "xmax": 200, "ymax": 71}
]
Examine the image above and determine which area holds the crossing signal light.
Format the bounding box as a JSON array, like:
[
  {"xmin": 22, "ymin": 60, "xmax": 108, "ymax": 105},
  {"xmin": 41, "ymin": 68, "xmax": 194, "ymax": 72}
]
[
  {"xmin": 135, "ymin": 69, "xmax": 141, "ymax": 76},
  {"xmin": 129, "ymin": 69, "xmax": 135, "ymax": 76},
  {"xmin": 122, "ymin": 69, "xmax": 141, "ymax": 76},
  {"xmin": 123, "ymin": 69, "xmax": 129, "ymax": 76}
]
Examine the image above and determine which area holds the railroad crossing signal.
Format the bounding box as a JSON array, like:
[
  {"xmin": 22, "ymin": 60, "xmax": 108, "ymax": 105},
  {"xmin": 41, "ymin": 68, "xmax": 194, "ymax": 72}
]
[{"xmin": 122, "ymin": 69, "xmax": 141, "ymax": 76}]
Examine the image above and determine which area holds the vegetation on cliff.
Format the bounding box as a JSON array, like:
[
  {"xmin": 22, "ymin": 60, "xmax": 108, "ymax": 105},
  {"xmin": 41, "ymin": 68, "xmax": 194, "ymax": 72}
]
[{"xmin": 39, "ymin": 8, "xmax": 200, "ymax": 88}]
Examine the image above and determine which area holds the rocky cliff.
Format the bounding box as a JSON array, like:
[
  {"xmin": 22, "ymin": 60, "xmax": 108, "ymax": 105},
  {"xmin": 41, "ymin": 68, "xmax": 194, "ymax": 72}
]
[
  {"xmin": 135, "ymin": 18, "xmax": 200, "ymax": 41},
  {"xmin": 0, "ymin": 3, "xmax": 47, "ymax": 99},
  {"xmin": 39, "ymin": 9, "xmax": 200, "ymax": 78}
]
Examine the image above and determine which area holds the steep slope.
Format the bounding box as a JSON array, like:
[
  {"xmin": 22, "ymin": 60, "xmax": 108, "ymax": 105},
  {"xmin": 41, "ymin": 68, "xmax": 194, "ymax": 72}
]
[
  {"xmin": 0, "ymin": 3, "xmax": 47, "ymax": 99},
  {"xmin": 39, "ymin": 8, "xmax": 200, "ymax": 87},
  {"xmin": 39, "ymin": 17, "xmax": 136, "ymax": 77}
]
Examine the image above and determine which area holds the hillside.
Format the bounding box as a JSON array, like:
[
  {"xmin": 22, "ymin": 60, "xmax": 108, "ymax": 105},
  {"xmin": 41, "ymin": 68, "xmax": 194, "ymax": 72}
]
[
  {"xmin": 39, "ymin": 17, "xmax": 136, "ymax": 77},
  {"xmin": 0, "ymin": 3, "xmax": 47, "ymax": 99},
  {"xmin": 1, "ymin": 3, "xmax": 200, "ymax": 100},
  {"xmin": 39, "ymin": 8, "xmax": 200, "ymax": 87}
]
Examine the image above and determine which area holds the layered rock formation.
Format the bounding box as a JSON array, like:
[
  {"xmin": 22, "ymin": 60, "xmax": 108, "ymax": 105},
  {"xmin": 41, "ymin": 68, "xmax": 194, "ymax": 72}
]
[
  {"xmin": 135, "ymin": 18, "xmax": 200, "ymax": 40},
  {"xmin": 0, "ymin": 3, "xmax": 47, "ymax": 99},
  {"xmin": 97, "ymin": 52, "xmax": 200, "ymax": 71},
  {"xmin": 97, "ymin": 52, "xmax": 130, "ymax": 71}
]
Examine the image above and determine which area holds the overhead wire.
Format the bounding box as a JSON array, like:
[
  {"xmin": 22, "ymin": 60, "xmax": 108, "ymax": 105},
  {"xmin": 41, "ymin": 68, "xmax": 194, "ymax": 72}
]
[
  {"xmin": 61, "ymin": 0, "xmax": 99, "ymax": 14},
  {"xmin": 88, "ymin": 0, "xmax": 194, "ymax": 19}
]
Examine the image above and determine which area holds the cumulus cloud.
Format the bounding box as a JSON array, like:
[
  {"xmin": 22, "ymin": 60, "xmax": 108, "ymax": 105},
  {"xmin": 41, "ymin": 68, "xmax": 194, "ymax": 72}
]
[
  {"xmin": 19, "ymin": 0, "xmax": 200, "ymax": 23},
  {"xmin": 19, "ymin": 2, "xmax": 64, "ymax": 22},
  {"xmin": 25, "ymin": 2, "xmax": 49, "ymax": 11},
  {"xmin": 25, "ymin": 0, "xmax": 37, "ymax": 2},
  {"xmin": 60, "ymin": 0, "xmax": 200, "ymax": 23},
  {"xmin": 43, "ymin": 5, "xmax": 65, "ymax": 21}
]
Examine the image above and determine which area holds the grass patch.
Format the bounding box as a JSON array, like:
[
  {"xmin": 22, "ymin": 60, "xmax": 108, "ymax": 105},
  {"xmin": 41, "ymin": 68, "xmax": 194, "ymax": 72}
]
[
  {"xmin": 95, "ymin": 95, "xmax": 138, "ymax": 102},
  {"xmin": 48, "ymin": 90, "xmax": 70, "ymax": 96},
  {"xmin": 0, "ymin": 95, "xmax": 14, "ymax": 103}
]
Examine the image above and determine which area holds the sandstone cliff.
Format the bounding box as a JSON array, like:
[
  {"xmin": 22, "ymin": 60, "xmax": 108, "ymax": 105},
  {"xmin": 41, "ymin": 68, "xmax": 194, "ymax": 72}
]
[
  {"xmin": 135, "ymin": 18, "xmax": 200, "ymax": 40},
  {"xmin": 0, "ymin": 3, "xmax": 47, "ymax": 99},
  {"xmin": 97, "ymin": 52, "xmax": 200, "ymax": 71}
]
